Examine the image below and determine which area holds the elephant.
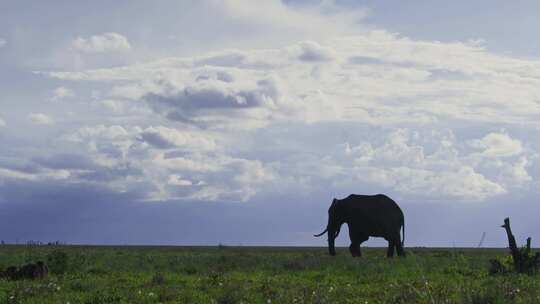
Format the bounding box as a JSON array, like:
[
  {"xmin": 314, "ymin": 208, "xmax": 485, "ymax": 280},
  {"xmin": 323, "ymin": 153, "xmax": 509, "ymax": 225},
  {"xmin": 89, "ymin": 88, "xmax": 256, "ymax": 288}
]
[{"xmin": 314, "ymin": 194, "xmax": 405, "ymax": 257}]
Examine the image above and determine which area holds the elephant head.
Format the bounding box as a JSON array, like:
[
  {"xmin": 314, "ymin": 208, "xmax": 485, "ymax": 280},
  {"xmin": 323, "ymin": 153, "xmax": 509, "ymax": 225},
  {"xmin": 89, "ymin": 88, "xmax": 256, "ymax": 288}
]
[{"xmin": 314, "ymin": 198, "xmax": 343, "ymax": 256}]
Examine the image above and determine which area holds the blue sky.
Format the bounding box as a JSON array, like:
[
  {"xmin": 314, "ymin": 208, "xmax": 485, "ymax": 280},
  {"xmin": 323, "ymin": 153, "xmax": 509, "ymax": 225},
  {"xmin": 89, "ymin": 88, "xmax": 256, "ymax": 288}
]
[{"xmin": 1, "ymin": 1, "xmax": 540, "ymax": 247}]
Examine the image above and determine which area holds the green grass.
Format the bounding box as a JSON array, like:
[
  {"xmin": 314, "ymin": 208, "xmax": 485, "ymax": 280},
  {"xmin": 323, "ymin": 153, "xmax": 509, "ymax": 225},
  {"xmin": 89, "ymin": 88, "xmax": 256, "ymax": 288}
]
[{"xmin": 1, "ymin": 245, "xmax": 539, "ymax": 303}]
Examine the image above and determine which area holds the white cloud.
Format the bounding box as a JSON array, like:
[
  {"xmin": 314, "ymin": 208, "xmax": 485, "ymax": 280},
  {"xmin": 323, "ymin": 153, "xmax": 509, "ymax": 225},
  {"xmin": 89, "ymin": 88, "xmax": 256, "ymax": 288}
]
[
  {"xmin": 73, "ymin": 124, "xmax": 130, "ymax": 140},
  {"xmin": 143, "ymin": 152, "xmax": 276, "ymax": 202},
  {"xmin": 138, "ymin": 126, "xmax": 217, "ymax": 151},
  {"xmin": 0, "ymin": 167, "xmax": 70, "ymax": 181},
  {"xmin": 28, "ymin": 113, "xmax": 54, "ymax": 125},
  {"xmin": 468, "ymin": 133, "xmax": 523, "ymax": 157},
  {"xmin": 17, "ymin": 2, "xmax": 540, "ymax": 204},
  {"xmin": 57, "ymin": 123, "xmax": 274, "ymax": 202},
  {"xmin": 392, "ymin": 166, "xmax": 506, "ymax": 201},
  {"xmin": 0, "ymin": 117, "xmax": 5, "ymax": 127},
  {"xmin": 72, "ymin": 32, "xmax": 131, "ymax": 53},
  {"xmin": 46, "ymin": 30, "xmax": 540, "ymax": 129},
  {"xmin": 294, "ymin": 41, "xmax": 336, "ymax": 62},
  {"xmin": 51, "ymin": 87, "xmax": 75, "ymax": 101},
  {"xmin": 39, "ymin": 29, "xmax": 540, "ymax": 202},
  {"xmin": 329, "ymin": 128, "xmax": 507, "ymax": 201},
  {"xmin": 216, "ymin": 0, "xmax": 367, "ymax": 43},
  {"xmin": 167, "ymin": 175, "xmax": 193, "ymax": 186},
  {"xmin": 0, "ymin": 38, "xmax": 6, "ymax": 48},
  {"xmin": 144, "ymin": 75, "xmax": 283, "ymax": 129}
]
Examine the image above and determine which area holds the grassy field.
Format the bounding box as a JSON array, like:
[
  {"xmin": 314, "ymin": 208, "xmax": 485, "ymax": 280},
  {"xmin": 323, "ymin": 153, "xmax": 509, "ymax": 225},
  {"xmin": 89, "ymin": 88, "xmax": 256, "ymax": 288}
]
[{"xmin": 0, "ymin": 245, "xmax": 539, "ymax": 303}]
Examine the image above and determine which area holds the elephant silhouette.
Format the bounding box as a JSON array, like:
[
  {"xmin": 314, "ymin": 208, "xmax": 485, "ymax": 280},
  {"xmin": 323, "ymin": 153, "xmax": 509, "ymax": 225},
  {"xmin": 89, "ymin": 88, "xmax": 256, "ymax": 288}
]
[{"xmin": 315, "ymin": 194, "xmax": 405, "ymax": 257}]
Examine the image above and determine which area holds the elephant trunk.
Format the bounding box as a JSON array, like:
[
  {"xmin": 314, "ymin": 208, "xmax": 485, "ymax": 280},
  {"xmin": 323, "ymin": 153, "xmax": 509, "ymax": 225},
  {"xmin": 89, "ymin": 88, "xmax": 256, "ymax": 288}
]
[
  {"xmin": 318, "ymin": 198, "xmax": 340, "ymax": 256},
  {"xmin": 328, "ymin": 220, "xmax": 339, "ymax": 256},
  {"xmin": 314, "ymin": 227, "xmax": 328, "ymax": 237}
]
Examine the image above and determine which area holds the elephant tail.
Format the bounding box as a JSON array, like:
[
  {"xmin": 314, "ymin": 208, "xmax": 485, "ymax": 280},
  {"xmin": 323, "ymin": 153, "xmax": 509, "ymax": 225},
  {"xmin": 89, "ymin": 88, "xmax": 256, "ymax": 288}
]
[{"xmin": 401, "ymin": 217, "xmax": 405, "ymax": 247}]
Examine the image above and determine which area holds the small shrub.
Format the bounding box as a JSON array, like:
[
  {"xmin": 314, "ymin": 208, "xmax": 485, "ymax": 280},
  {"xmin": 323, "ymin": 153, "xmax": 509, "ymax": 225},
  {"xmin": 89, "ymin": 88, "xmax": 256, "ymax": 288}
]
[
  {"xmin": 151, "ymin": 272, "xmax": 166, "ymax": 285},
  {"xmin": 158, "ymin": 289, "xmax": 177, "ymax": 302},
  {"xmin": 216, "ymin": 284, "xmax": 243, "ymax": 304},
  {"xmin": 389, "ymin": 284, "xmax": 419, "ymax": 303},
  {"xmin": 46, "ymin": 250, "xmax": 69, "ymax": 275},
  {"xmin": 464, "ymin": 290, "xmax": 498, "ymax": 304},
  {"xmin": 70, "ymin": 279, "xmax": 94, "ymax": 292},
  {"xmin": 489, "ymin": 259, "xmax": 508, "ymax": 275},
  {"xmin": 84, "ymin": 292, "xmax": 123, "ymax": 304},
  {"xmin": 488, "ymin": 255, "xmax": 519, "ymax": 275},
  {"xmin": 208, "ymin": 271, "xmax": 223, "ymax": 286},
  {"xmin": 184, "ymin": 266, "xmax": 197, "ymax": 275},
  {"xmin": 283, "ymin": 259, "xmax": 306, "ymax": 270},
  {"xmin": 87, "ymin": 267, "xmax": 107, "ymax": 275}
]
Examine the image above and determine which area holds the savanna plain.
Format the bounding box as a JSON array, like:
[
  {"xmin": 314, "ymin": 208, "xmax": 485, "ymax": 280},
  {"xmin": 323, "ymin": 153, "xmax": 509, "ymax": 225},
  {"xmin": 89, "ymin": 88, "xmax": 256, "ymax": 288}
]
[{"xmin": 0, "ymin": 245, "xmax": 539, "ymax": 304}]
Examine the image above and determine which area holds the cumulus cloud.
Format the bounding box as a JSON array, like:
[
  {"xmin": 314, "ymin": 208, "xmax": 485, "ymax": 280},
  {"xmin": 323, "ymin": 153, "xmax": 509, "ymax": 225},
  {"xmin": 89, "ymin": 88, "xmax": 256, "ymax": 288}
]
[
  {"xmin": 143, "ymin": 74, "xmax": 284, "ymax": 129},
  {"xmin": 38, "ymin": 30, "xmax": 540, "ymax": 202},
  {"xmin": 72, "ymin": 32, "xmax": 131, "ymax": 53},
  {"xmin": 143, "ymin": 153, "xmax": 276, "ymax": 202},
  {"xmin": 468, "ymin": 132, "xmax": 523, "ymax": 157},
  {"xmin": 476, "ymin": 156, "xmax": 532, "ymax": 187},
  {"xmin": 47, "ymin": 29, "xmax": 540, "ymax": 128},
  {"xmin": 138, "ymin": 126, "xmax": 217, "ymax": 151},
  {"xmin": 17, "ymin": 2, "xmax": 540, "ymax": 204},
  {"xmin": 50, "ymin": 123, "xmax": 275, "ymax": 202},
  {"xmin": 167, "ymin": 174, "xmax": 193, "ymax": 186},
  {"xmin": 327, "ymin": 128, "xmax": 507, "ymax": 201},
  {"xmin": 33, "ymin": 153, "xmax": 97, "ymax": 171},
  {"xmin": 216, "ymin": 0, "xmax": 367, "ymax": 44},
  {"xmin": 295, "ymin": 41, "xmax": 336, "ymax": 62},
  {"xmin": 0, "ymin": 154, "xmax": 72, "ymax": 182},
  {"xmin": 28, "ymin": 113, "xmax": 54, "ymax": 125},
  {"xmin": 51, "ymin": 87, "xmax": 75, "ymax": 101}
]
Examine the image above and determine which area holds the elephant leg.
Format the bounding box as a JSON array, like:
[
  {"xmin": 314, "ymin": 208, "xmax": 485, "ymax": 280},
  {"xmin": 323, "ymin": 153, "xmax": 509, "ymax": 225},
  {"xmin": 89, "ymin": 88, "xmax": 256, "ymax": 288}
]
[
  {"xmin": 357, "ymin": 235, "xmax": 369, "ymax": 256},
  {"xmin": 388, "ymin": 231, "xmax": 406, "ymax": 257},
  {"xmin": 348, "ymin": 229, "xmax": 366, "ymax": 257},
  {"xmin": 386, "ymin": 239, "xmax": 395, "ymax": 258},
  {"xmin": 353, "ymin": 235, "xmax": 368, "ymax": 257},
  {"xmin": 349, "ymin": 243, "xmax": 360, "ymax": 257},
  {"xmin": 396, "ymin": 234, "xmax": 405, "ymax": 257},
  {"xmin": 396, "ymin": 242, "xmax": 405, "ymax": 257},
  {"xmin": 348, "ymin": 228, "xmax": 358, "ymax": 257}
]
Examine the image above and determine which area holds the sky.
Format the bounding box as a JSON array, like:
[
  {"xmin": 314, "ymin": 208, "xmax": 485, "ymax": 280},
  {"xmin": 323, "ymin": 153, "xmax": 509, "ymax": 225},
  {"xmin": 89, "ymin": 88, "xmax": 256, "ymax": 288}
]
[{"xmin": 1, "ymin": 0, "xmax": 540, "ymax": 248}]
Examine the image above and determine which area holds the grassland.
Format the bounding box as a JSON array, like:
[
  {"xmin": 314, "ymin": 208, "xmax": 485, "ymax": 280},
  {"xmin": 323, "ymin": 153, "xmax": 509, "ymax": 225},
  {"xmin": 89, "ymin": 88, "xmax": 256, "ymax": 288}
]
[{"xmin": 0, "ymin": 245, "xmax": 539, "ymax": 303}]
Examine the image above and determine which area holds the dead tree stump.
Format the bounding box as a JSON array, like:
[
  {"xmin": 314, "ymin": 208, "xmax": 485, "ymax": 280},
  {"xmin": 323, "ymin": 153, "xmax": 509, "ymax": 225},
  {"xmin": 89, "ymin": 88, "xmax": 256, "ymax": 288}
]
[{"xmin": 500, "ymin": 217, "xmax": 540, "ymax": 274}]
